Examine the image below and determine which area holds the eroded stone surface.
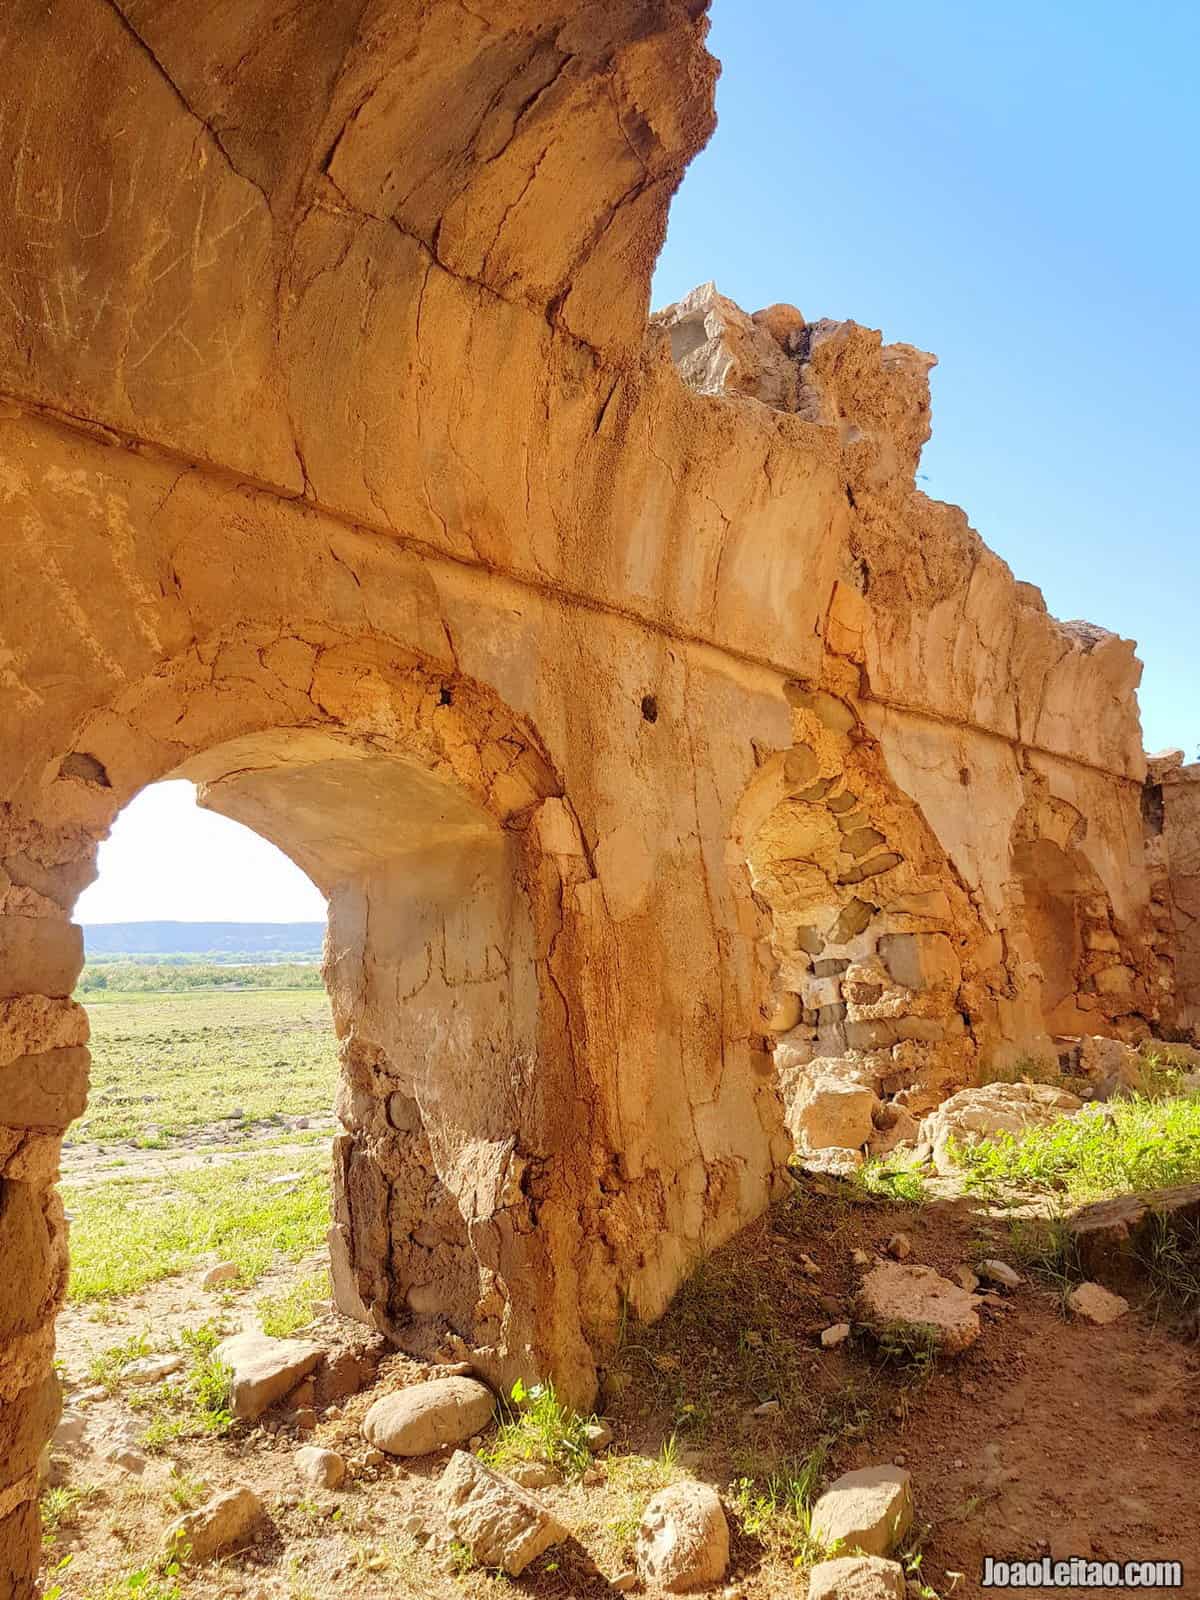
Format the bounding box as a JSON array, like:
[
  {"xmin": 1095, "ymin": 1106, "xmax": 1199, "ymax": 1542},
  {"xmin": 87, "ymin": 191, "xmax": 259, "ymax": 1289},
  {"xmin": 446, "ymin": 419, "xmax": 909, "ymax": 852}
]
[
  {"xmin": 856, "ymin": 1264, "xmax": 981, "ymax": 1354},
  {"xmin": 437, "ymin": 1450, "xmax": 567, "ymax": 1576},
  {"xmin": 919, "ymin": 1083, "xmax": 1083, "ymax": 1174},
  {"xmin": 213, "ymin": 1332, "xmax": 322, "ymax": 1421},
  {"xmin": 636, "ymin": 1481, "xmax": 730, "ymax": 1593}
]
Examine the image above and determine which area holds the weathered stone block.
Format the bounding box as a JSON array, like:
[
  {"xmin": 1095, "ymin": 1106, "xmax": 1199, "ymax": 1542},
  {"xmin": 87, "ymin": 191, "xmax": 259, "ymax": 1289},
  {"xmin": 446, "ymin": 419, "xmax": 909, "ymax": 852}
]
[
  {"xmin": 0, "ymin": 919, "xmax": 83, "ymax": 1000},
  {"xmin": 0, "ymin": 1049, "xmax": 89, "ymax": 1129},
  {"xmin": 878, "ymin": 933, "xmax": 959, "ymax": 992}
]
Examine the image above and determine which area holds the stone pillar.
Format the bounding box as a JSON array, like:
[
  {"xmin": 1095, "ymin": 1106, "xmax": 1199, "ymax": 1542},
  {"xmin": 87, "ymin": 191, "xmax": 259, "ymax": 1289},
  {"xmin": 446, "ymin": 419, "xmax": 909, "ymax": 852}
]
[{"xmin": 0, "ymin": 814, "xmax": 94, "ymax": 1598}]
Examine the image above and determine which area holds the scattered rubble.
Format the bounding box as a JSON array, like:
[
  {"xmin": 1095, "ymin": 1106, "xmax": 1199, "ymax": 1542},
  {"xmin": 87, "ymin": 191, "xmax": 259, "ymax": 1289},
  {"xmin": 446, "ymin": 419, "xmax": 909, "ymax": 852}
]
[{"xmin": 808, "ymin": 1554, "xmax": 907, "ymax": 1600}]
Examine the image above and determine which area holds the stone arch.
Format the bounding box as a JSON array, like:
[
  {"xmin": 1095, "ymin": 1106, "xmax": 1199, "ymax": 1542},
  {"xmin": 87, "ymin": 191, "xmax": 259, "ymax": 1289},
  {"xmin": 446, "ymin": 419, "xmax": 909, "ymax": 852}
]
[
  {"xmin": 0, "ymin": 625, "xmax": 625, "ymax": 1583},
  {"xmin": 731, "ymin": 682, "xmax": 993, "ymax": 1166}
]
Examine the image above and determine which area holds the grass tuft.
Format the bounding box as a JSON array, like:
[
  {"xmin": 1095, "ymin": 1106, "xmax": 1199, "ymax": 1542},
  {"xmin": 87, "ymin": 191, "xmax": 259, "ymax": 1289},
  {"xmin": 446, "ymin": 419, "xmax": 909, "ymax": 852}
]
[{"xmin": 480, "ymin": 1379, "xmax": 595, "ymax": 1478}]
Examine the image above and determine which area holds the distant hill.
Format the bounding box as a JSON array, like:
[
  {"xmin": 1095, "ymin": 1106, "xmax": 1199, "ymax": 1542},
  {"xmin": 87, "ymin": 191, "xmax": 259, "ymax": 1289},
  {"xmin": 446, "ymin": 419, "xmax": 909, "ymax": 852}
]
[{"xmin": 82, "ymin": 921, "xmax": 326, "ymax": 962}]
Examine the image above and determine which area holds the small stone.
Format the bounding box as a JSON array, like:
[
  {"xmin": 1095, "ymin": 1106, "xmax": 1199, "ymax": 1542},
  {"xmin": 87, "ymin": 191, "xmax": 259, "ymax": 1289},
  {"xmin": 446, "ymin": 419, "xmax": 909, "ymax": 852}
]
[
  {"xmin": 124, "ymin": 1352, "xmax": 185, "ymax": 1385},
  {"xmin": 811, "ymin": 1466, "xmax": 913, "ymax": 1558},
  {"xmin": 977, "ymin": 1259, "xmax": 1022, "ymax": 1290},
  {"xmin": 584, "ymin": 1419, "xmax": 614, "ymax": 1452},
  {"xmin": 363, "ymin": 1377, "xmax": 495, "ymax": 1457},
  {"xmin": 1067, "ymin": 1281, "xmax": 1130, "ymax": 1325},
  {"xmin": 821, "ymin": 1323, "xmax": 851, "ymax": 1349},
  {"xmin": 295, "ymin": 1446, "xmax": 346, "ymax": 1489},
  {"xmin": 74, "ymin": 1386, "xmax": 106, "ymax": 1405},
  {"xmin": 202, "ymin": 1261, "xmax": 241, "ymax": 1288},
  {"xmin": 292, "ymin": 1407, "xmax": 317, "ymax": 1432},
  {"xmin": 953, "ymin": 1458, "xmax": 965, "ymax": 1470},
  {"xmin": 508, "ymin": 1460, "xmax": 563, "ymax": 1490},
  {"xmin": 612, "ymin": 1573, "xmax": 638, "ymax": 1593},
  {"xmin": 852, "ymin": 1250, "xmax": 872, "ymax": 1268},
  {"xmin": 164, "ymin": 1486, "xmax": 264, "ymax": 1563},
  {"xmin": 636, "ymin": 1481, "xmax": 729, "ymax": 1592},
  {"xmin": 886, "ymin": 1234, "xmax": 912, "ymax": 1261},
  {"xmin": 952, "ymin": 1265, "xmax": 980, "ymax": 1293},
  {"xmin": 364, "ymin": 1448, "xmax": 385, "ymax": 1467},
  {"xmin": 800, "ymin": 1253, "xmax": 822, "ymax": 1277},
  {"xmin": 751, "ymin": 1399, "xmax": 781, "ymax": 1417},
  {"xmin": 809, "ymin": 1554, "xmax": 906, "ymax": 1599}
]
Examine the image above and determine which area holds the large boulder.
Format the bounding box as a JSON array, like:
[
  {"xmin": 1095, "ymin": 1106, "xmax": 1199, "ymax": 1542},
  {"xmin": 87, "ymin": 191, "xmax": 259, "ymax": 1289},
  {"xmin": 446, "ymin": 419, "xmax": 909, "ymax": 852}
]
[
  {"xmin": 362, "ymin": 1376, "xmax": 495, "ymax": 1457},
  {"xmin": 918, "ymin": 1082, "xmax": 1081, "ymax": 1174},
  {"xmin": 437, "ymin": 1450, "xmax": 567, "ymax": 1576},
  {"xmin": 856, "ymin": 1263, "xmax": 980, "ymax": 1354},
  {"xmin": 163, "ymin": 1486, "xmax": 263, "ymax": 1563},
  {"xmin": 794, "ymin": 1074, "xmax": 879, "ymax": 1152},
  {"xmin": 809, "ymin": 1554, "xmax": 906, "ymax": 1599},
  {"xmin": 212, "ymin": 1332, "xmax": 323, "ymax": 1420},
  {"xmin": 811, "ymin": 1466, "xmax": 913, "ymax": 1559},
  {"xmin": 636, "ymin": 1481, "xmax": 729, "ymax": 1592}
]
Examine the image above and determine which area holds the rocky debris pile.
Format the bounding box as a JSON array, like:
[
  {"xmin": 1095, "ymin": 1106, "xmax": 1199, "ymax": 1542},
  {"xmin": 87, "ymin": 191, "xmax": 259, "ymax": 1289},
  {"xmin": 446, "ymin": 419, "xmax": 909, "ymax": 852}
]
[
  {"xmin": 362, "ymin": 1376, "xmax": 495, "ymax": 1456},
  {"xmin": 916, "ymin": 1081, "xmax": 1082, "ymax": 1174},
  {"xmin": 811, "ymin": 1465, "xmax": 913, "ymax": 1559},
  {"xmin": 636, "ymin": 1481, "xmax": 730, "ymax": 1592},
  {"xmin": 437, "ymin": 1450, "xmax": 567, "ymax": 1576},
  {"xmin": 855, "ymin": 1262, "xmax": 982, "ymax": 1353}
]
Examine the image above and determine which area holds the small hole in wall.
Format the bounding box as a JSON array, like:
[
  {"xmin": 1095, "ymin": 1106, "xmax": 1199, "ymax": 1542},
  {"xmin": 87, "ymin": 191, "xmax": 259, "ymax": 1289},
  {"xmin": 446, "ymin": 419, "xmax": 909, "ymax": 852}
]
[
  {"xmin": 959, "ymin": 766, "xmax": 971, "ymax": 787},
  {"xmin": 60, "ymin": 751, "xmax": 112, "ymax": 787},
  {"xmin": 640, "ymin": 695, "xmax": 659, "ymax": 723},
  {"xmin": 439, "ymin": 686, "xmax": 453, "ymax": 707}
]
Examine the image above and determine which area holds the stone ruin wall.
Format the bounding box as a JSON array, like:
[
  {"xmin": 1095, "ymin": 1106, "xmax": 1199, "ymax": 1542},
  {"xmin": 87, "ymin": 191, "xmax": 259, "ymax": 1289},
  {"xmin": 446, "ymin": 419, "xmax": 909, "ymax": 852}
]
[{"xmin": 0, "ymin": 2, "xmax": 1194, "ymax": 1591}]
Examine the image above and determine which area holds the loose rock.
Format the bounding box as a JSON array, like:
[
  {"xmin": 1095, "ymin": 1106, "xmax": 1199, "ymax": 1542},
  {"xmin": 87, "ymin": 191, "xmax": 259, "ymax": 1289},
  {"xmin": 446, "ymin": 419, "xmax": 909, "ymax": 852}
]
[
  {"xmin": 821, "ymin": 1323, "xmax": 851, "ymax": 1348},
  {"xmin": 977, "ymin": 1259, "xmax": 1022, "ymax": 1289},
  {"xmin": 202, "ymin": 1261, "xmax": 241, "ymax": 1288},
  {"xmin": 363, "ymin": 1377, "xmax": 495, "ymax": 1457},
  {"xmin": 856, "ymin": 1263, "xmax": 980, "ymax": 1353},
  {"xmin": 1066, "ymin": 1281, "xmax": 1130, "ymax": 1324},
  {"xmin": 885, "ymin": 1234, "xmax": 912, "ymax": 1261},
  {"xmin": 918, "ymin": 1083, "xmax": 1081, "ymax": 1174},
  {"xmin": 213, "ymin": 1331, "xmax": 323, "ymax": 1421},
  {"xmin": 295, "ymin": 1445, "xmax": 346, "ymax": 1489},
  {"xmin": 437, "ymin": 1449, "xmax": 567, "ymax": 1575},
  {"xmin": 636, "ymin": 1481, "xmax": 730, "ymax": 1592},
  {"xmin": 809, "ymin": 1554, "xmax": 907, "ymax": 1599},
  {"xmin": 811, "ymin": 1466, "xmax": 913, "ymax": 1558},
  {"xmin": 164, "ymin": 1486, "xmax": 264, "ymax": 1563},
  {"xmin": 584, "ymin": 1419, "xmax": 614, "ymax": 1452},
  {"xmin": 124, "ymin": 1352, "xmax": 185, "ymax": 1385}
]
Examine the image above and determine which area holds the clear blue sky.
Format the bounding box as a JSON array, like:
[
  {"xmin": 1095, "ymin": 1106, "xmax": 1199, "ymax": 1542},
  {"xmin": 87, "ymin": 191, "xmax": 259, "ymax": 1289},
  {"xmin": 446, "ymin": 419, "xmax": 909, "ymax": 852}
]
[
  {"xmin": 81, "ymin": 4, "xmax": 1198, "ymax": 924},
  {"xmin": 653, "ymin": 0, "xmax": 1198, "ymax": 757}
]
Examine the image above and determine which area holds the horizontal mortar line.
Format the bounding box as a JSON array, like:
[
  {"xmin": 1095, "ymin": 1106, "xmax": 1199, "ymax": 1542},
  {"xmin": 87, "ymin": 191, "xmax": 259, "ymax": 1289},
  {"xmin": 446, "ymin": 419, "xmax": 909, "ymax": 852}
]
[{"xmin": 0, "ymin": 387, "xmax": 1140, "ymax": 789}]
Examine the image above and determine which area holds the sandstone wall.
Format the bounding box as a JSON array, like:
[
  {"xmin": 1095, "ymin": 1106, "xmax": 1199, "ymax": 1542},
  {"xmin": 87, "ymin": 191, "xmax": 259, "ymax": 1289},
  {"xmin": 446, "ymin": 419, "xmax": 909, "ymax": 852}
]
[{"xmin": 0, "ymin": 5, "xmax": 1175, "ymax": 1591}]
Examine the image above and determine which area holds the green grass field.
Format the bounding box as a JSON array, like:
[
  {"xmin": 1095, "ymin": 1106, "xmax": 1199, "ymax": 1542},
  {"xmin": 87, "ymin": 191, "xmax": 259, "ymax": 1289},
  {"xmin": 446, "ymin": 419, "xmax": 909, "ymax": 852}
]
[
  {"xmin": 63, "ymin": 983, "xmax": 340, "ymax": 1300},
  {"xmin": 74, "ymin": 987, "xmax": 338, "ymax": 1146}
]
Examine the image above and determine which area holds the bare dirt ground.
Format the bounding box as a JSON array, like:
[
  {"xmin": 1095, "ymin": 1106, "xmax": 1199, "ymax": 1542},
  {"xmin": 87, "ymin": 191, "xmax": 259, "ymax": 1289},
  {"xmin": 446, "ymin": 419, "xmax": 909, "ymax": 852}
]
[{"xmin": 44, "ymin": 1176, "xmax": 1200, "ymax": 1600}]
